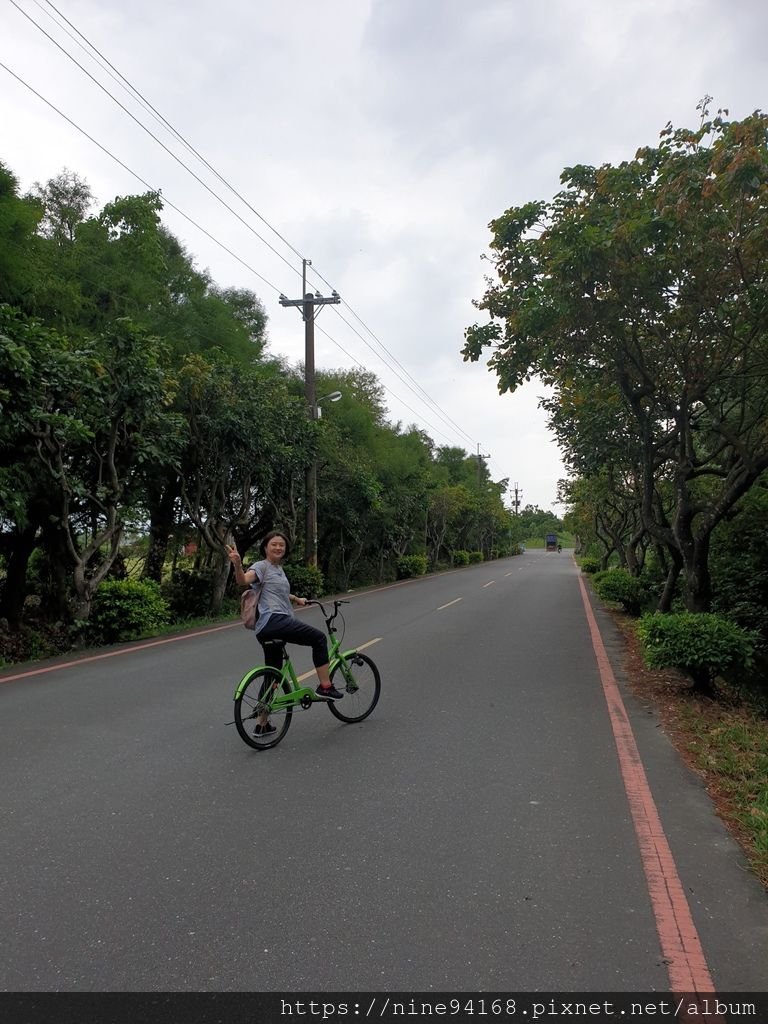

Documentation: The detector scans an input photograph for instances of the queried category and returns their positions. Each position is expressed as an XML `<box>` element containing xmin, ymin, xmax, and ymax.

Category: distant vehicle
<box><xmin>545</xmin><ymin>533</ymin><xmax>558</xmax><ymax>552</ymax></box>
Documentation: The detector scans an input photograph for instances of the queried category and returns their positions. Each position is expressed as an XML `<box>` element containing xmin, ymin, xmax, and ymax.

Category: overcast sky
<box><xmin>2</xmin><ymin>0</ymin><xmax>766</xmax><ymax>510</ymax></box>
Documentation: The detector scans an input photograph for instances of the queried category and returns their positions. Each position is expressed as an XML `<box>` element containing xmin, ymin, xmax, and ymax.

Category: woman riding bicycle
<box><xmin>227</xmin><ymin>531</ymin><xmax>343</xmax><ymax>735</ymax></box>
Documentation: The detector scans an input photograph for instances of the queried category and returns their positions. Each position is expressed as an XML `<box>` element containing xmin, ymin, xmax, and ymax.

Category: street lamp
<box><xmin>314</xmin><ymin>390</ymin><xmax>342</xmax><ymax>419</ymax></box>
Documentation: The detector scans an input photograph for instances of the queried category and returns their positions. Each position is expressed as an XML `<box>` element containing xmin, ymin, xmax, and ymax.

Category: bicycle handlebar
<box><xmin>304</xmin><ymin>598</ymin><xmax>350</xmax><ymax>620</ymax></box>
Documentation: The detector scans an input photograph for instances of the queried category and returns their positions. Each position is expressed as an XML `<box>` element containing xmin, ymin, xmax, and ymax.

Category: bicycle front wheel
<box><xmin>328</xmin><ymin>653</ymin><xmax>381</xmax><ymax>723</ymax></box>
<box><xmin>234</xmin><ymin>668</ymin><xmax>292</xmax><ymax>750</ymax></box>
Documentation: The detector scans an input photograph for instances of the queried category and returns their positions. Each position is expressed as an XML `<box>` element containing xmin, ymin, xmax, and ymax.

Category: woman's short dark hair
<box><xmin>259</xmin><ymin>530</ymin><xmax>291</xmax><ymax>558</ymax></box>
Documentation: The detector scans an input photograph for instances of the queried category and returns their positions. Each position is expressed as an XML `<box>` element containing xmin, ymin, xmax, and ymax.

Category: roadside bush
<box><xmin>592</xmin><ymin>569</ymin><xmax>645</xmax><ymax>616</ymax></box>
<box><xmin>637</xmin><ymin>612</ymin><xmax>755</xmax><ymax>691</ymax></box>
<box><xmin>396</xmin><ymin>555</ymin><xmax>428</xmax><ymax>579</ymax></box>
<box><xmin>452</xmin><ymin>550</ymin><xmax>470</xmax><ymax>567</ymax></box>
<box><xmin>468</xmin><ymin>551</ymin><xmax>484</xmax><ymax>564</ymax></box>
<box><xmin>89</xmin><ymin>579</ymin><xmax>170</xmax><ymax>644</ymax></box>
<box><xmin>580</xmin><ymin>557</ymin><xmax>601</xmax><ymax>574</ymax></box>
<box><xmin>285</xmin><ymin>562</ymin><xmax>324</xmax><ymax>598</ymax></box>
<box><xmin>161</xmin><ymin>568</ymin><xmax>217</xmax><ymax>620</ymax></box>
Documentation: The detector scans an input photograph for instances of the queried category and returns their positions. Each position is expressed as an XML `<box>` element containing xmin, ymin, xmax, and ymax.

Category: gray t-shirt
<box><xmin>247</xmin><ymin>559</ymin><xmax>293</xmax><ymax>635</ymax></box>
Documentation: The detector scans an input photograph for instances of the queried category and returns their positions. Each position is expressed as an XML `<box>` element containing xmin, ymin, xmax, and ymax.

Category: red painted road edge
<box><xmin>578</xmin><ymin>574</ymin><xmax>715</xmax><ymax>994</ymax></box>
<box><xmin>0</xmin><ymin>622</ymin><xmax>237</xmax><ymax>683</ymax></box>
<box><xmin>0</xmin><ymin>573</ymin><xmax>446</xmax><ymax>686</ymax></box>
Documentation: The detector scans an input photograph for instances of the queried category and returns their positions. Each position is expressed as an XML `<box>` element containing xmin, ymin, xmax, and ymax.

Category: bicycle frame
<box><xmin>233</xmin><ymin>613</ymin><xmax>360</xmax><ymax>706</ymax></box>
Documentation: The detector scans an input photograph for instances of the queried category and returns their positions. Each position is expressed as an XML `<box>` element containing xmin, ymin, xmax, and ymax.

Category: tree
<box><xmin>27</xmin><ymin>169</ymin><xmax>93</xmax><ymax>244</ymax></box>
<box><xmin>464</xmin><ymin>104</ymin><xmax>768</xmax><ymax>610</ymax></box>
<box><xmin>0</xmin><ymin>163</ymin><xmax>42</xmax><ymax>309</ymax></box>
<box><xmin>176</xmin><ymin>354</ymin><xmax>311</xmax><ymax>612</ymax></box>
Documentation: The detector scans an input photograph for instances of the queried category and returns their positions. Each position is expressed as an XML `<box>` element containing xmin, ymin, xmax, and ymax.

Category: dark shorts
<box><xmin>256</xmin><ymin>613</ymin><xmax>329</xmax><ymax>671</ymax></box>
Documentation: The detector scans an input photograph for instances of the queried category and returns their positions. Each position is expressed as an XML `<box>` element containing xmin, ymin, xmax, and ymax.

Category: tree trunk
<box><xmin>142</xmin><ymin>478</ymin><xmax>179</xmax><ymax>582</ymax></box>
<box><xmin>210</xmin><ymin>550</ymin><xmax>231</xmax><ymax>614</ymax></box>
<box><xmin>40</xmin><ymin>522</ymin><xmax>72</xmax><ymax>622</ymax></box>
<box><xmin>683</xmin><ymin>536</ymin><xmax>712</xmax><ymax>612</ymax></box>
<box><xmin>657</xmin><ymin>547</ymin><xmax>683</xmax><ymax>613</ymax></box>
<box><xmin>0</xmin><ymin>524</ymin><xmax>38</xmax><ymax>629</ymax></box>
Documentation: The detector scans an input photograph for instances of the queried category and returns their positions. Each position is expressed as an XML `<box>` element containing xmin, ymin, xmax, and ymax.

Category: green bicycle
<box><xmin>233</xmin><ymin>598</ymin><xmax>381</xmax><ymax>750</ymax></box>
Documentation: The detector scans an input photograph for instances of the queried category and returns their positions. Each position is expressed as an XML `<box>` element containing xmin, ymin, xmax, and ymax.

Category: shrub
<box><xmin>396</xmin><ymin>555</ymin><xmax>428</xmax><ymax>579</ymax></box>
<box><xmin>161</xmin><ymin>568</ymin><xmax>217</xmax><ymax>620</ymax></box>
<box><xmin>637</xmin><ymin>612</ymin><xmax>755</xmax><ymax>690</ymax></box>
<box><xmin>285</xmin><ymin>562</ymin><xmax>324</xmax><ymax>598</ymax></box>
<box><xmin>89</xmin><ymin>579</ymin><xmax>170</xmax><ymax>644</ymax></box>
<box><xmin>580</xmin><ymin>557</ymin><xmax>601</xmax><ymax>574</ymax></box>
<box><xmin>592</xmin><ymin>568</ymin><xmax>645</xmax><ymax>616</ymax></box>
<box><xmin>452</xmin><ymin>550</ymin><xmax>470</xmax><ymax>567</ymax></box>
<box><xmin>468</xmin><ymin>551</ymin><xmax>484</xmax><ymax>564</ymax></box>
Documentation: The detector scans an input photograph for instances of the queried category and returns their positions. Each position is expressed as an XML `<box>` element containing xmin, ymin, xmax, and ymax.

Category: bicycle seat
<box><xmin>261</xmin><ymin>638</ymin><xmax>287</xmax><ymax>662</ymax></box>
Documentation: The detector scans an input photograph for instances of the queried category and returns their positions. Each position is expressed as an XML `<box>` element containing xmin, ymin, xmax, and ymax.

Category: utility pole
<box><xmin>279</xmin><ymin>259</ymin><xmax>340</xmax><ymax>568</ymax></box>
<box><xmin>511</xmin><ymin>482</ymin><xmax>523</xmax><ymax>514</ymax></box>
<box><xmin>473</xmin><ymin>443</ymin><xmax>490</xmax><ymax>489</ymax></box>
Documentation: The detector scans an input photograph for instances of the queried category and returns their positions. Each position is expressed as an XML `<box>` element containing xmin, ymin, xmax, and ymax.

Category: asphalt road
<box><xmin>1</xmin><ymin>551</ymin><xmax>767</xmax><ymax>992</ymax></box>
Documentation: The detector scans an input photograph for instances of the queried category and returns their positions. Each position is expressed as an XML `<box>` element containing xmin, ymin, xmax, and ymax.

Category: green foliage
<box><xmin>0</xmin><ymin>163</ymin><xmax>43</xmax><ymax>309</ymax></box>
<box><xmin>468</xmin><ymin>551</ymin><xmax>484</xmax><ymax>564</ymax></box>
<box><xmin>580</xmin><ymin>557</ymin><xmax>601</xmax><ymax>574</ymax></box>
<box><xmin>517</xmin><ymin>505</ymin><xmax>564</xmax><ymax>541</ymax></box>
<box><xmin>89</xmin><ymin>579</ymin><xmax>169</xmax><ymax>643</ymax></box>
<box><xmin>710</xmin><ymin>482</ymin><xmax>768</xmax><ymax>645</ymax></box>
<box><xmin>0</xmin><ymin>158</ymin><xmax>515</xmax><ymax>656</ymax></box>
<box><xmin>452</xmin><ymin>549</ymin><xmax>470</xmax><ymax>566</ymax></box>
<box><xmin>592</xmin><ymin>568</ymin><xmax>645</xmax><ymax>615</ymax></box>
<box><xmin>637</xmin><ymin>613</ymin><xmax>755</xmax><ymax>688</ymax></box>
<box><xmin>284</xmin><ymin>562</ymin><xmax>324</xmax><ymax>599</ymax></box>
<box><xmin>161</xmin><ymin>568</ymin><xmax>217</xmax><ymax>620</ymax></box>
<box><xmin>396</xmin><ymin>554</ymin><xmax>428</xmax><ymax>579</ymax></box>
<box><xmin>465</xmin><ymin>108</ymin><xmax>768</xmax><ymax>617</ymax></box>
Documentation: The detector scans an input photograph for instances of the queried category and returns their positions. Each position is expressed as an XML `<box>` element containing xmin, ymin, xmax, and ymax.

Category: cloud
<box><xmin>2</xmin><ymin>0</ymin><xmax>766</xmax><ymax>509</ymax></box>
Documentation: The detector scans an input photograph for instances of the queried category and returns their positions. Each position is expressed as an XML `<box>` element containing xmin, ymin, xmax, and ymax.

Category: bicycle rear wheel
<box><xmin>328</xmin><ymin>653</ymin><xmax>381</xmax><ymax>723</ymax></box>
<box><xmin>234</xmin><ymin>668</ymin><xmax>292</xmax><ymax>750</ymax></box>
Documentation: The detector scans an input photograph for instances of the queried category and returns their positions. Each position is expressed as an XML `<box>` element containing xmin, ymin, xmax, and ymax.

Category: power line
<box><xmin>0</xmin><ymin>61</ymin><xmax>284</xmax><ymax>297</ymax></box>
<box><xmin>327</xmin><ymin>305</ymin><xmax>479</xmax><ymax>445</ymax></box>
<box><xmin>0</xmin><ymin>59</ymin><xmax>471</xmax><ymax>452</ymax></box>
<box><xmin>9</xmin><ymin>0</ymin><xmax>304</xmax><ymax>282</ymax></box>
<box><xmin>314</xmin><ymin>274</ymin><xmax>478</xmax><ymax>449</ymax></box>
<box><xmin>16</xmin><ymin>0</ymin><xmax>482</xmax><ymax>452</ymax></box>
<box><xmin>314</xmin><ymin>324</ymin><xmax>457</xmax><ymax>447</ymax></box>
<box><xmin>5</xmin><ymin>2</ymin><xmax>498</xmax><ymax>464</ymax></box>
<box><xmin>37</xmin><ymin>0</ymin><xmax>307</xmax><ymax>266</ymax></box>
<box><xmin>2</xmin><ymin>57</ymin><xmax>493</xmax><ymax>464</ymax></box>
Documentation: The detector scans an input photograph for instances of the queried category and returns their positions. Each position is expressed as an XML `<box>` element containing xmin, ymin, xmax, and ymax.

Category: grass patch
<box><xmin>676</xmin><ymin>701</ymin><xmax>768</xmax><ymax>884</ymax></box>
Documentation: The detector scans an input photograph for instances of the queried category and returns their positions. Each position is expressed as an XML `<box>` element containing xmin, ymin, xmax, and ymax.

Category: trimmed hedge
<box><xmin>468</xmin><ymin>551</ymin><xmax>484</xmax><ymax>564</ymax></box>
<box><xmin>637</xmin><ymin>612</ymin><xmax>755</xmax><ymax>690</ymax></box>
<box><xmin>89</xmin><ymin>579</ymin><xmax>170</xmax><ymax>643</ymax></box>
<box><xmin>284</xmin><ymin>562</ymin><xmax>324</xmax><ymax>598</ymax></box>
<box><xmin>396</xmin><ymin>555</ymin><xmax>428</xmax><ymax>579</ymax></box>
<box><xmin>452</xmin><ymin>550</ymin><xmax>470</xmax><ymax>566</ymax></box>
<box><xmin>580</xmin><ymin>557</ymin><xmax>601</xmax><ymax>574</ymax></box>
<box><xmin>592</xmin><ymin>569</ymin><xmax>645</xmax><ymax>616</ymax></box>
